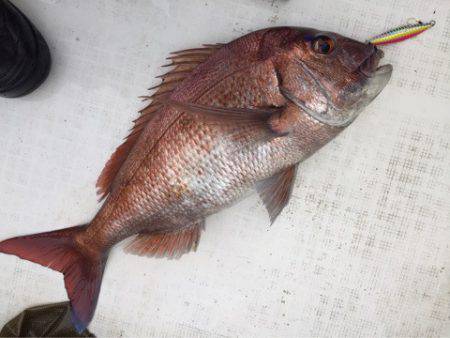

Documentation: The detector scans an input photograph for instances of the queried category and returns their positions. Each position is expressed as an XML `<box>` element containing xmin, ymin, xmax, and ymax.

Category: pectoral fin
<box><xmin>164</xmin><ymin>99</ymin><xmax>298</xmax><ymax>136</ymax></box>
<box><xmin>256</xmin><ymin>164</ymin><xmax>298</xmax><ymax>224</ymax></box>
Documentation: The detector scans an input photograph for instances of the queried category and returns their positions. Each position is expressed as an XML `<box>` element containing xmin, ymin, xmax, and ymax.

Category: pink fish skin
<box><xmin>0</xmin><ymin>27</ymin><xmax>392</xmax><ymax>331</ymax></box>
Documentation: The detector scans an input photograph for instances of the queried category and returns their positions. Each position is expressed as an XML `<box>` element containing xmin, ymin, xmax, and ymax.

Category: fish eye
<box><xmin>312</xmin><ymin>35</ymin><xmax>335</xmax><ymax>55</ymax></box>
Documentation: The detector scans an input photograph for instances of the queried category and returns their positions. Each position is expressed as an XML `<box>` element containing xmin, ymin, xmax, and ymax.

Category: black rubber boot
<box><xmin>0</xmin><ymin>0</ymin><xmax>51</xmax><ymax>98</ymax></box>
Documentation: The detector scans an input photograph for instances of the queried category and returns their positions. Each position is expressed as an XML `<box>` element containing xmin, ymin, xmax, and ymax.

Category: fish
<box><xmin>0</xmin><ymin>26</ymin><xmax>392</xmax><ymax>332</ymax></box>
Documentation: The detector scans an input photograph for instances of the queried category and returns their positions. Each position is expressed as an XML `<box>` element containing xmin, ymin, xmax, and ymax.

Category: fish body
<box><xmin>0</xmin><ymin>27</ymin><xmax>392</xmax><ymax>331</ymax></box>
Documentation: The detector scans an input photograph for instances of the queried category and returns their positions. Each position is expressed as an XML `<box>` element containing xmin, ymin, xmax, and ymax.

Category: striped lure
<box><xmin>368</xmin><ymin>19</ymin><xmax>435</xmax><ymax>46</ymax></box>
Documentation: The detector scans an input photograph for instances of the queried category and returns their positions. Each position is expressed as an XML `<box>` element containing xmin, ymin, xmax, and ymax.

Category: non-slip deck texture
<box><xmin>0</xmin><ymin>0</ymin><xmax>449</xmax><ymax>337</ymax></box>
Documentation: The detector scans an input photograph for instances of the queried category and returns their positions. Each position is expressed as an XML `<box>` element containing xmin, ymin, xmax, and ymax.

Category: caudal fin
<box><xmin>0</xmin><ymin>225</ymin><xmax>107</xmax><ymax>332</ymax></box>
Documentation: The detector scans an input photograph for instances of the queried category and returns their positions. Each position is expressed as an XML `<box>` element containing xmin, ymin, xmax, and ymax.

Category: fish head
<box><xmin>274</xmin><ymin>28</ymin><xmax>393</xmax><ymax>127</ymax></box>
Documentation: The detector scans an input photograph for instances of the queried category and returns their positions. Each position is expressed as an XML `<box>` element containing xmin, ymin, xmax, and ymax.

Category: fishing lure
<box><xmin>368</xmin><ymin>19</ymin><xmax>435</xmax><ymax>46</ymax></box>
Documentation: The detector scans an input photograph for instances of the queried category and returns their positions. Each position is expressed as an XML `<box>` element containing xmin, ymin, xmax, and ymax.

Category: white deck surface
<box><xmin>0</xmin><ymin>0</ymin><xmax>449</xmax><ymax>336</ymax></box>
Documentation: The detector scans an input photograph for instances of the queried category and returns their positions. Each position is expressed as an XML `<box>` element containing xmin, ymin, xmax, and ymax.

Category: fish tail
<box><xmin>0</xmin><ymin>224</ymin><xmax>107</xmax><ymax>333</ymax></box>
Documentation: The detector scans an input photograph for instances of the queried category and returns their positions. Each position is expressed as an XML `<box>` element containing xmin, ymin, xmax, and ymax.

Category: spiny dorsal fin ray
<box><xmin>95</xmin><ymin>44</ymin><xmax>222</xmax><ymax>200</ymax></box>
<box><xmin>124</xmin><ymin>220</ymin><xmax>205</xmax><ymax>259</ymax></box>
<box><xmin>171</xmin><ymin>43</ymin><xmax>224</xmax><ymax>55</ymax></box>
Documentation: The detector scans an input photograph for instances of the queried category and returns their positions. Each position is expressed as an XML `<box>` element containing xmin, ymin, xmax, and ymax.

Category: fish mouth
<box><xmin>303</xmin><ymin>47</ymin><xmax>392</xmax><ymax>127</ymax></box>
<box><xmin>285</xmin><ymin>46</ymin><xmax>392</xmax><ymax>128</ymax></box>
<box><xmin>331</xmin><ymin>47</ymin><xmax>392</xmax><ymax>125</ymax></box>
<box><xmin>359</xmin><ymin>47</ymin><xmax>392</xmax><ymax>78</ymax></box>
<box><xmin>357</xmin><ymin>47</ymin><xmax>393</xmax><ymax>103</ymax></box>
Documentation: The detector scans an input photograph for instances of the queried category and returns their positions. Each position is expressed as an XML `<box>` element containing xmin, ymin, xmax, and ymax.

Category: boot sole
<box><xmin>0</xmin><ymin>1</ymin><xmax>51</xmax><ymax>98</ymax></box>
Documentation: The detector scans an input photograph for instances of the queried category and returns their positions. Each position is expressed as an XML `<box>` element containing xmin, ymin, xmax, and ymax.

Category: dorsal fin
<box><xmin>96</xmin><ymin>44</ymin><xmax>223</xmax><ymax>200</ymax></box>
<box><xmin>124</xmin><ymin>220</ymin><xmax>205</xmax><ymax>259</ymax></box>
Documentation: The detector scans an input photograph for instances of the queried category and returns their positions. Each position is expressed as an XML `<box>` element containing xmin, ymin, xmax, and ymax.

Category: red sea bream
<box><xmin>0</xmin><ymin>26</ymin><xmax>392</xmax><ymax>331</ymax></box>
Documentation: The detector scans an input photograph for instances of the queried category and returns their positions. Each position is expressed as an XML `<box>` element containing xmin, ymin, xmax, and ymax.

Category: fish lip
<box><xmin>359</xmin><ymin>48</ymin><xmax>390</xmax><ymax>78</ymax></box>
<box><xmin>283</xmin><ymin>46</ymin><xmax>393</xmax><ymax>128</ymax></box>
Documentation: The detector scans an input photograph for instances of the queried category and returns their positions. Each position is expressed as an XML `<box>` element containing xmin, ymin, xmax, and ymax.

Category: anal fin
<box><xmin>256</xmin><ymin>164</ymin><xmax>298</xmax><ymax>224</ymax></box>
<box><xmin>125</xmin><ymin>220</ymin><xmax>205</xmax><ymax>259</ymax></box>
